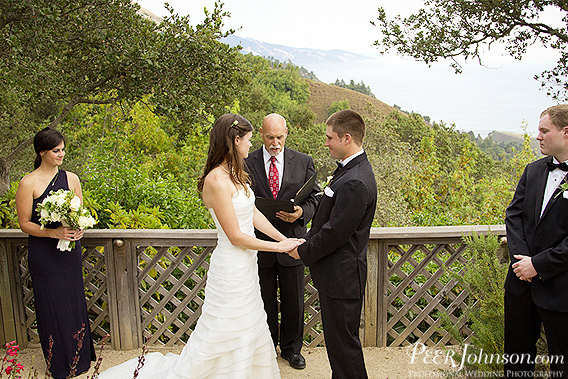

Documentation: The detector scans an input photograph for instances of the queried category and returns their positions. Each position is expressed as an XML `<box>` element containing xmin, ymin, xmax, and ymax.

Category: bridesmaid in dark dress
<box><xmin>15</xmin><ymin>127</ymin><xmax>95</xmax><ymax>378</ymax></box>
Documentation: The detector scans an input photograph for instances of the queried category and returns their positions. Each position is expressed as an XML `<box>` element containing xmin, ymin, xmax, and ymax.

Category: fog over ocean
<box><xmin>223</xmin><ymin>34</ymin><xmax>555</xmax><ymax>139</ymax></box>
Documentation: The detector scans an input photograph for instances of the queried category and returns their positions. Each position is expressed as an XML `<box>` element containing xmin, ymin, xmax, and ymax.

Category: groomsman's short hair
<box><xmin>326</xmin><ymin>109</ymin><xmax>365</xmax><ymax>146</ymax></box>
<box><xmin>542</xmin><ymin>104</ymin><xmax>568</xmax><ymax>130</ymax></box>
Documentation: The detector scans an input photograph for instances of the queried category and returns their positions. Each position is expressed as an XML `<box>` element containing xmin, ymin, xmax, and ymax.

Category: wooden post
<box><xmin>0</xmin><ymin>239</ymin><xmax>16</xmax><ymax>345</ymax></box>
<box><xmin>107</xmin><ymin>239</ymin><xmax>141</xmax><ymax>350</ymax></box>
<box><xmin>364</xmin><ymin>239</ymin><xmax>379</xmax><ymax>346</ymax></box>
<box><xmin>376</xmin><ymin>240</ymin><xmax>388</xmax><ymax>347</ymax></box>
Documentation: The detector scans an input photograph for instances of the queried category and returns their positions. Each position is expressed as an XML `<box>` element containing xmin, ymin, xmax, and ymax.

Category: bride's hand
<box><xmin>276</xmin><ymin>238</ymin><xmax>305</xmax><ymax>253</ymax></box>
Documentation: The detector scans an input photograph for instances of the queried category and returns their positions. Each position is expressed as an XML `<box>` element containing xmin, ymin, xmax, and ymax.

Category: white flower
<box><xmin>69</xmin><ymin>196</ymin><xmax>81</xmax><ymax>211</ymax></box>
<box><xmin>78</xmin><ymin>215</ymin><xmax>96</xmax><ymax>229</ymax></box>
<box><xmin>50</xmin><ymin>212</ymin><xmax>61</xmax><ymax>222</ymax></box>
<box><xmin>40</xmin><ymin>209</ymin><xmax>50</xmax><ymax>220</ymax></box>
<box><xmin>55</xmin><ymin>195</ymin><xmax>66</xmax><ymax>206</ymax></box>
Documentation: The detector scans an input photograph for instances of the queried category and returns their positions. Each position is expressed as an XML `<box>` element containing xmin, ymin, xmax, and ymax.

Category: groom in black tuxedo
<box><xmin>244</xmin><ymin>113</ymin><xmax>320</xmax><ymax>370</ymax></box>
<box><xmin>505</xmin><ymin>104</ymin><xmax>568</xmax><ymax>379</ymax></box>
<box><xmin>290</xmin><ymin>109</ymin><xmax>377</xmax><ymax>379</ymax></box>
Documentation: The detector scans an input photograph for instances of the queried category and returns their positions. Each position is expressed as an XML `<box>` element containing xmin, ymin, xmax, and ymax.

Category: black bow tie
<box><xmin>330</xmin><ymin>161</ymin><xmax>343</xmax><ymax>181</ymax></box>
<box><xmin>547</xmin><ymin>161</ymin><xmax>568</xmax><ymax>171</ymax></box>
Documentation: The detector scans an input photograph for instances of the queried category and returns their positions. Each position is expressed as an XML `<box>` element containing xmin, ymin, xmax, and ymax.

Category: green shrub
<box><xmin>441</xmin><ymin>231</ymin><xmax>507</xmax><ymax>375</ymax></box>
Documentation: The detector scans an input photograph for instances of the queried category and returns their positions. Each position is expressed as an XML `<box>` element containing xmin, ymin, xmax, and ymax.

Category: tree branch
<box><xmin>79</xmin><ymin>98</ymin><xmax>119</xmax><ymax>105</ymax></box>
<box><xmin>4</xmin><ymin>136</ymin><xmax>33</xmax><ymax>167</ymax></box>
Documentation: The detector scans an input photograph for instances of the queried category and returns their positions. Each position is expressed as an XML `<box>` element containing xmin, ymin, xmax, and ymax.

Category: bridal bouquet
<box><xmin>36</xmin><ymin>189</ymin><xmax>97</xmax><ymax>251</ymax></box>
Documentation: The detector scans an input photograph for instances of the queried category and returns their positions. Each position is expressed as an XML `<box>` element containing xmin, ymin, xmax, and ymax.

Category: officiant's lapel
<box><xmin>279</xmin><ymin>147</ymin><xmax>295</xmax><ymax>199</ymax></box>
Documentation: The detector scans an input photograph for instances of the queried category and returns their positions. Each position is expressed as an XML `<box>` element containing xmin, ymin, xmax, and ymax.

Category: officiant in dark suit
<box><xmin>244</xmin><ymin>113</ymin><xmax>320</xmax><ymax>370</ymax></box>
<box><xmin>505</xmin><ymin>104</ymin><xmax>568</xmax><ymax>379</ymax></box>
<box><xmin>289</xmin><ymin>109</ymin><xmax>377</xmax><ymax>379</ymax></box>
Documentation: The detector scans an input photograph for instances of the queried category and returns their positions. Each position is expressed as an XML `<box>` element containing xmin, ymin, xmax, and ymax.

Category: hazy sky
<box><xmin>135</xmin><ymin>0</ymin><xmax>559</xmax><ymax>136</ymax></box>
<box><xmin>135</xmin><ymin>0</ymin><xmax>416</xmax><ymax>55</ymax></box>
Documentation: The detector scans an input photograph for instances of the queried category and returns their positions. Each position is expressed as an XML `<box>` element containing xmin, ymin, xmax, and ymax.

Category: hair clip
<box><xmin>230</xmin><ymin>119</ymin><xmax>239</xmax><ymax>129</ymax></box>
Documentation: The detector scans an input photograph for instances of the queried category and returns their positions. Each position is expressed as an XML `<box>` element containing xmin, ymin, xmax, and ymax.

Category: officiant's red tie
<box><xmin>269</xmin><ymin>156</ymin><xmax>279</xmax><ymax>199</ymax></box>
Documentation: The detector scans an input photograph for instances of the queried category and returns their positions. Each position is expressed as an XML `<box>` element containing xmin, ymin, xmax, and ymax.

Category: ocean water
<box><xmin>306</xmin><ymin>57</ymin><xmax>553</xmax><ymax>138</ymax></box>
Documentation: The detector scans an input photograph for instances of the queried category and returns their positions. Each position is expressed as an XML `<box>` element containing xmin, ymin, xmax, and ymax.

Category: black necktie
<box><xmin>547</xmin><ymin>161</ymin><xmax>568</xmax><ymax>171</ymax></box>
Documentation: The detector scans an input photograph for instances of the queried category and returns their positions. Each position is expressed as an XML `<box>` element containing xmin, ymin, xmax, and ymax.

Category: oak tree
<box><xmin>0</xmin><ymin>0</ymin><xmax>245</xmax><ymax>194</ymax></box>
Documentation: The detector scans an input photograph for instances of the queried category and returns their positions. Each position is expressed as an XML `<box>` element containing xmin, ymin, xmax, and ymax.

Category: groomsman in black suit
<box><xmin>505</xmin><ymin>104</ymin><xmax>568</xmax><ymax>379</ymax></box>
<box><xmin>244</xmin><ymin>113</ymin><xmax>320</xmax><ymax>370</ymax></box>
<box><xmin>290</xmin><ymin>109</ymin><xmax>377</xmax><ymax>379</ymax></box>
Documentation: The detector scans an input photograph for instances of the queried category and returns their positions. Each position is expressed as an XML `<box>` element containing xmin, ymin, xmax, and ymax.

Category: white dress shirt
<box><xmin>340</xmin><ymin>149</ymin><xmax>365</xmax><ymax>167</ymax></box>
<box><xmin>541</xmin><ymin>158</ymin><xmax>568</xmax><ymax>217</ymax></box>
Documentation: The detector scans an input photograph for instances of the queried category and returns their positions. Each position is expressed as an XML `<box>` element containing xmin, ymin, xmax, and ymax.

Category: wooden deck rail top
<box><xmin>0</xmin><ymin>224</ymin><xmax>506</xmax><ymax>240</ymax></box>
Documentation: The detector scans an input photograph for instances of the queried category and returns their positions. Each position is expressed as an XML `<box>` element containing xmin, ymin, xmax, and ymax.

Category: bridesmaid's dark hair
<box><xmin>198</xmin><ymin>114</ymin><xmax>253</xmax><ymax>195</ymax></box>
<box><xmin>33</xmin><ymin>127</ymin><xmax>65</xmax><ymax>170</ymax></box>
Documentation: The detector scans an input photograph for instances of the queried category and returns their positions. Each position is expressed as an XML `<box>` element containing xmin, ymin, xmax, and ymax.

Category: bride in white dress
<box><xmin>99</xmin><ymin>114</ymin><xmax>304</xmax><ymax>379</ymax></box>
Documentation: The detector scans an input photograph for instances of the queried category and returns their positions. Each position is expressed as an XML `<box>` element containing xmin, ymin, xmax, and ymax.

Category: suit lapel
<box><xmin>330</xmin><ymin>152</ymin><xmax>367</xmax><ymax>185</ymax></box>
<box><xmin>539</xmin><ymin>171</ymin><xmax>568</xmax><ymax>224</ymax></box>
<box><xmin>534</xmin><ymin>158</ymin><xmax>550</xmax><ymax>225</ymax></box>
<box><xmin>279</xmin><ymin>148</ymin><xmax>294</xmax><ymax>200</ymax></box>
<box><xmin>252</xmin><ymin>149</ymin><xmax>272</xmax><ymax>197</ymax></box>
<box><xmin>537</xmin><ymin>156</ymin><xmax>568</xmax><ymax>224</ymax></box>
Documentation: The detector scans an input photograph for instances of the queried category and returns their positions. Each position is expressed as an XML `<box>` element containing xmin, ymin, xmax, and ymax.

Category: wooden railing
<box><xmin>0</xmin><ymin>225</ymin><xmax>506</xmax><ymax>350</ymax></box>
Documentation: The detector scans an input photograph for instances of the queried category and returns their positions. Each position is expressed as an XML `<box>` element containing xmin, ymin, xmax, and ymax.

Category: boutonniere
<box><xmin>321</xmin><ymin>175</ymin><xmax>333</xmax><ymax>190</ymax></box>
<box><xmin>555</xmin><ymin>181</ymin><xmax>568</xmax><ymax>199</ymax></box>
<box><xmin>315</xmin><ymin>175</ymin><xmax>334</xmax><ymax>197</ymax></box>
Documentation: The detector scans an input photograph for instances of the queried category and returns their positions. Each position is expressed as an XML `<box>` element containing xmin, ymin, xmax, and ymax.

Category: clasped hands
<box><xmin>512</xmin><ymin>254</ymin><xmax>537</xmax><ymax>282</ymax></box>
<box><xmin>54</xmin><ymin>226</ymin><xmax>84</xmax><ymax>241</ymax></box>
<box><xmin>277</xmin><ymin>237</ymin><xmax>304</xmax><ymax>260</ymax></box>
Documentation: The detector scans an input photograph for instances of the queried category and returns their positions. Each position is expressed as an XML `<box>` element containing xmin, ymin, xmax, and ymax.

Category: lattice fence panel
<box><xmin>137</xmin><ymin>245</ymin><xmax>213</xmax><ymax>347</ymax></box>
<box><xmin>13</xmin><ymin>241</ymin><xmax>112</xmax><ymax>345</ymax></box>
<box><xmin>302</xmin><ymin>271</ymin><xmax>324</xmax><ymax>347</ymax></box>
<box><xmin>385</xmin><ymin>242</ymin><xmax>473</xmax><ymax>347</ymax></box>
<box><xmin>82</xmin><ymin>244</ymin><xmax>111</xmax><ymax>342</ymax></box>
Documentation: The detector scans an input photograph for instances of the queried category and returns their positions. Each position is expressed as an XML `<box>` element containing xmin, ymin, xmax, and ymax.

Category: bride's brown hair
<box><xmin>197</xmin><ymin>114</ymin><xmax>253</xmax><ymax>195</ymax></box>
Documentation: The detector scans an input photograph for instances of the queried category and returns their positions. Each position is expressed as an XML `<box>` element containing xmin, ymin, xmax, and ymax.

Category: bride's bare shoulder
<box><xmin>202</xmin><ymin>168</ymin><xmax>232</xmax><ymax>206</ymax></box>
<box><xmin>203</xmin><ymin>167</ymin><xmax>228</xmax><ymax>188</ymax></box>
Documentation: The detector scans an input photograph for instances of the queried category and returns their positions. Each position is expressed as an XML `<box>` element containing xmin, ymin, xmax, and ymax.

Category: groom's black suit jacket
<box><xmin>298</xmin><ymin>152</ymin><xmax>377</xmax><ymax>300</ymax></box>
<box><xmin>505</xmin><ymin>155</ymin><xmax>568</xmax><ymax>312</ymax></box>
<box><xmin>245</xmin><ymin>147</ymin><xmax>320</xmax><ymax>267</ymax></box>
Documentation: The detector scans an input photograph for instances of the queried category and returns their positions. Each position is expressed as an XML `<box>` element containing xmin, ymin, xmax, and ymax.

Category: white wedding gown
<box><xmin>99</xmin><ymin>187</ymin><xmax>280</xmax><ymax>378</ymax></box>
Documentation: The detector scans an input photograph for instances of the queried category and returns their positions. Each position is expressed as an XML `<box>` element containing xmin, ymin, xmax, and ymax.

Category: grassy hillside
<box><xmin>307</xmin><ymin>80</ymin><xmax>396</xmax><ymax>123</ymax></box>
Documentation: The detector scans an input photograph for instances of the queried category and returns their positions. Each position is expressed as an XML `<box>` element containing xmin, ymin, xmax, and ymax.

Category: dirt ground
<box><xmin>14</xmin><ymin>345</ymin><xmax>457</xmax><ymax>378</ymax></box>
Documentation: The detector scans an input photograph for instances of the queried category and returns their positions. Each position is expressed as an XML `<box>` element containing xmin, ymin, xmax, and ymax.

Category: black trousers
<box><xmin>259</xmin><ymin>262</ymin><xmax>304</xmax><ymax>356</ymax></box>
<box><xmin>504</xmin><ymin>290</ymin><xmax>568</xmax><ymax>379</ymax></box>
<box><xmin>318</xmin><ymin>292</ymin><xmax>368</xmax><ymax>379</ymax></box>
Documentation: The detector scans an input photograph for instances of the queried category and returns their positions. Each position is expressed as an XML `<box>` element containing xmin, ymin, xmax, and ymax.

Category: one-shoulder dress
<box><xmin>27</xmin><ymin>170</ymin><xmax>96</xmax><ymax>378</ymax></box>
<box><xmin>99</xmin><ymin>187</ymin><xmax>280</xmax><ymax>378</ymax></box>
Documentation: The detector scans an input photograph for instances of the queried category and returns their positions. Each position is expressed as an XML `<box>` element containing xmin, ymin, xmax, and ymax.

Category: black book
<box><xmin>255</xmin><ymin>173</ymin><xmax>317</xmax><ymax>220</ymax></box>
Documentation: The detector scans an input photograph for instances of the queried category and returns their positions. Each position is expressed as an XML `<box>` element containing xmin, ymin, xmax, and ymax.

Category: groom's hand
<box><xmin>277</xmin><ymin>206</ymin><xmax>303</xmax><ymax>223</ymax></box>
<box><xmin>287</xmin><ymin>247</ymin><xmax>300</xmax><ymax>260</ymax></box>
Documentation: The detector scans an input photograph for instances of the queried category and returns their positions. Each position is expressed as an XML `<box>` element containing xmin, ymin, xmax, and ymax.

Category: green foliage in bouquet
<box><xmin>36</xmin><ymin>189</ymin><xmax>96</xmax><ymax>231</ymax></box>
